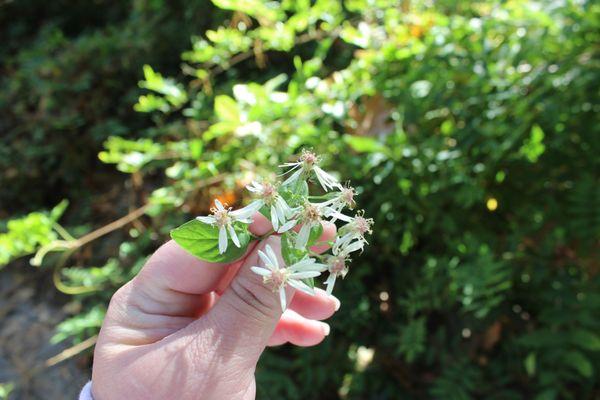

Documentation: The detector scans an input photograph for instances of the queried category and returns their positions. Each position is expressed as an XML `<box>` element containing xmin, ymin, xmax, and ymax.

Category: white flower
<box><xmin>250</xmin><ymin>244</ymin><xmax>327</xmax><ymax>311</ymax></box>
<box><xmin>280</xmin><ymin>149</ymin><xmax>341</xmax><ymax>191</ymax></box>
<box><xmin>332</xmin><ymin>211</ymin><xmax>374</xmax><ymax>255</ymax></box>
<box><xmin>246</xmin><ymin>180</ymin><xmax>297</xmax><ymax>233</ymax></box>
<box><xmin>320</xmin><ymin>185</ymin><xmax>357</xmax><ymax>213</ymax></box>
<box><xmin>196</xmin><ymin>199</ymin><xmax>259</xmax><ymax>254</ymax></box>
<box><xmin>295</xmin><ymin>202</ymin><xmax>324</xmax><ymax>249</ymax></box>
<box><xmin>324</xmin><ymin>254</ymin><xmax>350</xmax><ymax>295</ymax></box>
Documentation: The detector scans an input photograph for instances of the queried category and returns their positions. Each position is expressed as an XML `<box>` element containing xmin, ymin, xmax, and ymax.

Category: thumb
<box><xmin>206</xmin><ymin>235</ymin><xmax>293</xmax><ymax>364</ymax></box>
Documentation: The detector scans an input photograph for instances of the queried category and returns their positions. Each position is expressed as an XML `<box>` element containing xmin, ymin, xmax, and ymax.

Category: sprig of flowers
<box><xmin>171</xmin><ymin>149</ymin><xmax>373</xmax><ymax>311</ymax></box>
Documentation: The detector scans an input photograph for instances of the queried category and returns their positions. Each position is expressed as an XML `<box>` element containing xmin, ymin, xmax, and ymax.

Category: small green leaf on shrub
<box><xmin>524</xmin><ymin>353</ymin><xmax>536</xmax><ymax>376</ymax></box>
<box><xmin>214</xmin><ymin>95</ymin><xmax>240</xmax><ymax>122</ymax></box>
<box><xmin>563</xmin><ymin>351</ymin><xmax>593</xmax><ymax>378</ymax></box>
<box><xmin>344</xmin><ymin>135</ymin><xmax>388</xmax><ymax>155</ymax></box>
<box><xmin>520</xmin><ymin>124</ymin><xmax>545</xmax><ymax>162</ymax></box>
<box><xmin>570</xmin><ymin>329</ymin><xmax>600</xmax><ymax>351</ymax></box>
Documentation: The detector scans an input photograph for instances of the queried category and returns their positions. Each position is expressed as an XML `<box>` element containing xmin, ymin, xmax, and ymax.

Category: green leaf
<box><xmin>344</xmin><ymin>135</ymin><xmax>389</xmax><ymax>155</ymax></box>
<box><xmin>303</xmin><ymin>277</ymin><xmax>315</xmax><ymax>289</ymax></box>
<box><xmin>519</xmin><ymin>124</ymin><xmax>545</xmax><ymax>162</ymax></box>
<box><xmin>170</xmin><ymin>219</ymin><xmax>251</xmax><ymax>263</ymax></box>
<box><xmin>259</xmin><ymin>204</ymin><xmax>271</xmax><ymax>220</ymax></box>
<box><xmin>570</xmin><ymin>329</ymin><xmax>600</xmax><ymax>351</ymax></box>
<box><xmin>307</xmin><ymin>223</ymin><xmax>323</xmax><ymax>247</ymax></box>
<box><xmin>281</xmin><ymin>231</ymin><xmax>306</xmax><ymax>265</ymax></box>
<box><xmin>214</xmin><ymin>95</ymin><xmax>240</xmax><ymax>122</ymax></box>
<box><xmin>211</xmin><ymin>0</ymin><xmax>280</xmax><ymax>24</ymax></box>
<box><xmin>563</xmin><ymin>351</ymin><xmax>593</xmax><ymax>378</ymax></box>
<box><xmin>281</xmin><ymin>231</ymin><xmax>315</xmax><ymax>289</ymax></box>
<box><xmin>280</xmin><ymin>179</ymin><xmax>308</xmax><ymax>208</ymax></box>
<box><xmin>138</xmin><ymin>65</ymin><xmax>187</xmax><ymax>108</ymax></box>
<box><xmin>50</xmin><ymin>199</ymin><xmax>69</xmax><ymax>221</ymax></box>
<box><xmin>524</xmin><ymin>353</ymin><xmax>536</xmax><ymax>376</ymax></box>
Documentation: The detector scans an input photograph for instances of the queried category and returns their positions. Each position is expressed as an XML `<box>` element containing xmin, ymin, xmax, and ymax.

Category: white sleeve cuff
<box><xmin>79</xmin><ymin>381</ymin><xmax>94</xmax><ymax>400</ymax></box>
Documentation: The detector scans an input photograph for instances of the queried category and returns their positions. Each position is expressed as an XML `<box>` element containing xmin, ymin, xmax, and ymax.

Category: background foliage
<box><xmin>1</xmin><ymin>0</ymin><xmax>599</xmax><ymax>399</ymax></box>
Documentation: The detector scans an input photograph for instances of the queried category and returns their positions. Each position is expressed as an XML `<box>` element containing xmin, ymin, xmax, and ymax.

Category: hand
<box><xmin>91</xmin><ymin>214</ymin><xmax>339</xmax><ymax>400</ymax></box>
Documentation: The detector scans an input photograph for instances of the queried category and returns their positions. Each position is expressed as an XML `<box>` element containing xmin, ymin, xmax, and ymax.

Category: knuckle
<box><xmin>108</xmin><ymin>281</ymin><xmax>131</xmax><ymax>309</ymax></box>
<box><xmin>228</xmin><ymin>275</ymin><xmax>279</xmax><ymax>320</ymax></box>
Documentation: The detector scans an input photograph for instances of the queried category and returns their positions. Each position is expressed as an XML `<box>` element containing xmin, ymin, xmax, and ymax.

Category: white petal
<box><xmin>231</xmin><ymin>200</ymin><xmax>262</xmax><ymax>220</ymax></box>
<box><xmin>288</xmin><ymin>279</ymin><xmax>315</xmax><ymax>295</ymax></box>
<box><xmin>289</xmin><ymin>271</ymin><xmax>321</xmax><ymax>279</ymax></box>
<box><xmin>279</xmin><ymin>288</ymin><xmax>287</xmax><ymax>312</ymax></box>
<box><xmin>282</xmin><ymin>168</ymin><xmax>302</xmax><ymax>186</ymax></box>
<box><xmin>258</xmin><ymin>249</ymin><xmax>274</xmax><ymax>270</ymax></box>
<box><xmin>293</xmin><ymin>262</ymin><xmax>328</xmax><ymax>272</ymax></box>
<box><xmin>290</xmin><ymin>257</ymin><xmax>317</xmax><ymax>270</ymax></box>
<box><xmin>277</xmin><ymin>219</ymin><xmax>297</xmax><ymax>233</ymax></box>
<box><xmin>196</xmin><ymin>216</ymin><xmax>215</xmax><ymax>224</ymax></box>
<box><xmin>218</xmin><ymin>226</ymin><xmax>228</xmax><ymax>254</ymax></box>
<box><xmin>246</xmin><ymin>181</ymin><xmax>262</xmax><ymax>193</ymax></box>
<box><xmin>276</xmin><ymin>196</ymin><xmax>292</xmax><ymax>216</ymax></box>
<box><xmin>296</xmin><ymin>223</ymin><xmax>311</xmax><ymax>249</ymax></box>
<box><xmin>319</xmin><ymin>197</ymin><xmax>337</xmax><ymax>207</ymax></box>
<box><xmin>325</xmin><ymin>274</ymin><xmax>337</xmax><ymax>295</ymax></box>
<box><xmin>327</xmin><ymin>209</ymin><xmax>353</xmax><ymax>223</ymax></box>
<box><xmin>314</xmin><ymin>166</ymin><xmax>340</xmax><ymax>191</ymax></box>
<box><xmin>274</xmin><ymin>202</ymin><xmax>286</xmax><ymax>224</ymax></box>
<box><xmin>228</xmin><ymin>224</ymin><xmax>241</xmax><ymax>247</ymax></box>
<box><xmin>333</xmin><ymin>233</ymin><xmax>352</xmax><ymax>253</ymax></box>
<box><xmin>250</xmin><ymin>266</ymin><xmax>271</xmax><ymax>276</ymax></box>
<box><xmin>270</xmin><ymin>205</ymin><xmax>279</xmax><ymax>231</ymax></box>
<box><xmin>345</xmin><ymin>240</ymin><xmax>365</xmax><ymax>254</ymax></box>
<box><xmin>279</xmin><ymin>162</ymin><xmax>301</xmax><ymax>169</ymax></box>
<box><xmin>265</xmin><ymin>245</ymin><xmax>280</xmax><ymax>269</ymax></box>
<box><xmin>214</xmin><ymin>199</ymin><xmax>225</xmax><ymax>210</ymax></box>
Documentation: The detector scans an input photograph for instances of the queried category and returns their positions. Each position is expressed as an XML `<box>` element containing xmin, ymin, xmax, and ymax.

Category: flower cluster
<box><xmin>186</xmin><ymin>150</ymin><xmax>373</xmax><ymax>311</ymax></box>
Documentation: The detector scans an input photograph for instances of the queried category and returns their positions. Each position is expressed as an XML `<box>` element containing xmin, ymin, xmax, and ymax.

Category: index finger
<box><xmin>141</xmin><ymin>212</ymin><xmax>270</xmax><ymax>296</ymax></box>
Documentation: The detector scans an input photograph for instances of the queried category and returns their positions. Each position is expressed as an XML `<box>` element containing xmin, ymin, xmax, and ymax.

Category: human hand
<box><xmin>90</xmin><ymin>214</ymin><xmax>339</xmax><ymax>400</ymax></box>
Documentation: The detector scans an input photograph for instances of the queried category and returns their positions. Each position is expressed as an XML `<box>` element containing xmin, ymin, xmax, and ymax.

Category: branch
<box><xmin>45</xmin><ymin>335</ymin><xmax>98</xmax><ymax>368</ymax></box>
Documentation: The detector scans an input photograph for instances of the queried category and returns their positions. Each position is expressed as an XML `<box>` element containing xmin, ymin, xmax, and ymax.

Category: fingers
<box><xmin>140</xmin><ymin>240</ymin><xmax>229</xmax><ymax>296</ymax></box>
<box><xmin>310</xmin><ymin>221</ymin><xmax>336</xmax><ymax>254</ymax></box>
<box><xmin>288</xmin><ymin>288</ymin><xmax>339</xmax><ymax>320</ymax></box>
<box><xmin>127</xmin><ymin>212</ymin><xmax>271</xmax><ymax>318</ymax></box>
<box><xmin>214</xmin><ymin>212</ymin><xmax>270</xmax><ymax>294</ymax></box>
<box><xmin>204</xmin><ymin>236</ymin><xmax>293</xmax><ymax>363</ymax></box>
<box><xmin>268</xmin><ymin>309</ymin><xmax>330</xmax><ymax>347</ymax></box>
<box><xmin>267</xmin><ymin>289</ymin><xmax>338</xmax><ymax>347</ymax></box>
<box><xmin>249</xmin><ymin>212</ymin><xmax>272</xmax><ymax>236</ymax></box>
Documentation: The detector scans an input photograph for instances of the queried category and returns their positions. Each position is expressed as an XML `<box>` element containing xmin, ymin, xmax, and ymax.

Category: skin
<box><xmin>91</xmin><ymin>213</ymin><xmax>340</xmax><ymax>399</ymax></box>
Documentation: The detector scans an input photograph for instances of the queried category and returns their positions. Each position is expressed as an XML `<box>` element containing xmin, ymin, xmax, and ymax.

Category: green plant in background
<box><xmin>0</xmin><ymin>0</ymin><xmax>217</xmax><ymax>214</ymax></box>
<box><xmin>0</xmin><ymin>200</ymin><xmax>68</xmax><ymax>266</ymax></box>
<box><xmin>0</xmin><ymin>382</ymin><xmax>14</xmax><ymax>400</ymax></box>
<box><xmin>1</xmin><ymin>0</ymin><xmax>598</xmax><ymax>399</ymax></box>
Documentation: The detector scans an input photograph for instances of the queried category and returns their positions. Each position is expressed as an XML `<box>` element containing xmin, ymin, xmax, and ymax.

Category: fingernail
<box><xmin>331</xmin><ymin>295</ymin><xmax>341</xmax><ymax>311</ymax></box>
<box><xmin>321</xmin><ymin>322</ymin><xmax>331</xmax><ymax>336</ymax></box>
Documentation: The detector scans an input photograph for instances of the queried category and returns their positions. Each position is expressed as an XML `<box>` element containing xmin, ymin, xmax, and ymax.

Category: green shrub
<box><xmin>0</xmin><ymin>0</ymin><xmax>217</xmax><ymax>213</ymax></box>
<box><xmin>2</xmin><ymin>0</ymin><xmax>599</xmax><ymax>399</ymax></box>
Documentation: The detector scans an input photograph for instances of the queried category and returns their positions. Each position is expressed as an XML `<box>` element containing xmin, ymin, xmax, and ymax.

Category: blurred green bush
<box><xmin>0</xmin><ymin>0</ymin><xmax>218</xmax><ymax>213</ymax></box>
<box><xmin>1</xmin><ymin>0</ymin><xmax>599</xmax><ymax>399</ymax></box>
